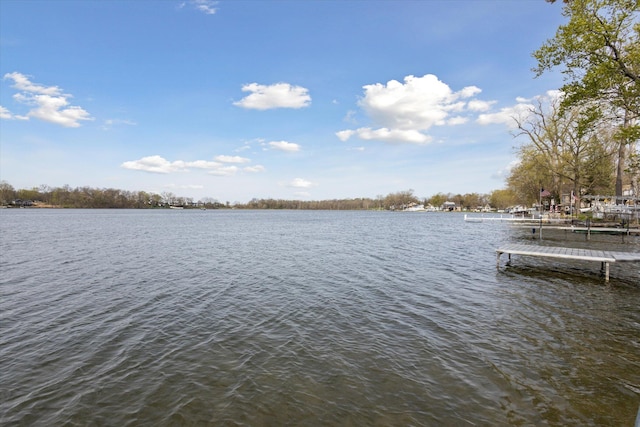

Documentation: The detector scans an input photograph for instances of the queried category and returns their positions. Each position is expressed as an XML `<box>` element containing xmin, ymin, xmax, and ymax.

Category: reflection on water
<box><xmin>1</xmin><ymin>210</ymin><xmax>638</xmax><ymax>425</ymax></box>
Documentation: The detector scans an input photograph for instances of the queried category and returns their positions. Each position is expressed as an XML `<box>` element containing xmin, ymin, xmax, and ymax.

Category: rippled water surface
<box><xmin>1</xmin><ymin>209</ymin><xmax>639</xmax><ymax>426</ymax></box>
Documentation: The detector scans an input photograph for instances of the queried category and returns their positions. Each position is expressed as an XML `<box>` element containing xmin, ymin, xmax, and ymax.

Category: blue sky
<box><xmin>0</xmin><ymin>0</ymin><xmax>566</xmax><ymax>203</ymax></box>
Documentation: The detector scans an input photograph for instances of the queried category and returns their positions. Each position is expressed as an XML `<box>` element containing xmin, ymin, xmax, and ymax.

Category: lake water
<box><xmin>1</xmin><ymin>209</ymin><xmax>639</xmax><ymax>426</ymax></box>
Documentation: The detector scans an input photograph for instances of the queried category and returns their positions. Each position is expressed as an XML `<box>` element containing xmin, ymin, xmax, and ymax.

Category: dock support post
<box><xmin>600</xmin><ymin>261</ymin><xmax>610</xmax><ymax>282</ymax></box>
<box><xmin>496</xmin><ymin>252</ymin><xmax>501</xmax><ymax>269</ymax></box>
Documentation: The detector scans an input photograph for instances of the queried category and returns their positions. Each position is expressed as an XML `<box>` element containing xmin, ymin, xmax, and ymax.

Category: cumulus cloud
<box><xmin>288</xmin><ymin>178</ymin><xmax>314</xmax><ymax>188</ymax></box>
<box><xmin>215</xmin><ymin>155</ymin><xmax>250</xmax><ymax>163</ymax></box>
<box><xmin>337</xmin><ymin>74</ymin><xmax>490</xmax><ymax>144</ymax></box>
<box><xmin>121</xmin><ymin>154</ymin><xmax>264</xmax><ymax>177</ymax></box>
<box><xmin>340</xmin><ymin>127</ymin><xmax>432</xmax><ymax>145</ymax></box>
<box><xmin>121</xmin><ymin>156</ymin><xmax>184</xmax><ymax>174</ymax></box>
<box><xmin>3</xmin><ymin>72</ymin><xmax>93</xmax><ymax>127</ymax></box>
<box><xmin>467</xmin><ymin>99</ymin><xmax>495</xmax><ymax>112</ymax></box>
<box><xmin>4</xmin><ymin>71</ymin><xmax>61</xmax><ymax>95</ymax></box>
<box><xmin>234</xmin><ymin>82</ymin><xmax>311</xmax><ymax>110</ymax></box>
<box><xmin>268</xmin><ymin>140</ymin><xmax>300</xmax><ymax>152</ymax></box>
<box><xmin>121</xmin><ymin>155</ymin><xmax>222</xmax><ymax>174</ymax></box>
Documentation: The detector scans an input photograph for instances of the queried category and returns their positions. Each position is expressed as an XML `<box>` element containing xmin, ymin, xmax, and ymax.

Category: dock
<box><xmin>496</xmin><ymin>243</ymin><xmax>640</xmax><ymax>282</ymax></box>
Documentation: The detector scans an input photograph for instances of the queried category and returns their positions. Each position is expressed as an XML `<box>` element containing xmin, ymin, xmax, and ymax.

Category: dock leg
<box><xmin>496</xmin><ymin>252</ymin><xmax>501</xmax><ymax>269</ymax></box>
<box><xmin>605</xmin><ymin>262</ymin><xmax>610</xmax><ymax>282</ymax></box>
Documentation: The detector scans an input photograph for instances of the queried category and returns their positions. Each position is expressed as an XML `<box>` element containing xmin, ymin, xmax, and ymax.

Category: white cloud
<box><xmin>268</xmin><ymin>140</ymin><xmax>300</xmax><ymax>152</ymax></box>
<box><xmin>359</xmin><ymin>74</ymin><xmax>482</xmax><ymax>130</ymax></box>
<box><xmin>336</xmin><ymin>130</ymin><xmax>355</xmax><ymax>142</ymax></box>
<box><xmin>234</xmin><ymin>82</ymin><xmax>311</xmax><ymax>110</ymax></box>
<box><xmin>4</xmin><ymin>71</ymin><xmax>61</xmax><ymax>95</ymax></box>
<box><xmin>215</xmin><ymin>155</ymin><xmax>250</xmax><ymax>163</ymax></box>
<box><xmin>467</xmin><ymin>99</ymin><xmax>495</xmax><ymax>112</ymax></box>
<box><xmin>165</xmin><ymin>183</ymin><xmax>205</xmax><ymax>190</ymax></box>
<box><xmin>3</xmin><ymin>72</ymin><xmax>93</xmax><ymax>127</ymax></box>
<box><xmin>492</xmin><ymin>159</ymin><xmax>521</xmax><ymax>180</ymax></box>
<box><xmin>182</xmin><ymin>0</ymin><xmax>217</xmax><ymax>14</ymax></box>
<box><xmin>122</xmin><ymin>154</ymin><xmax>264</xmax><ymax>177</ymax></box>
<box><xmin>459</xmin><ymin>86</ymin><xmax>482</xmax><ymax>98</ymax></box>
<box><xmin>340</xmin><ymin>74</ymin><xmax>491</xmax><ymax>144</ymax></box>
<box><xmin>476</xmin><ymin>91</ymin><xmax>563</xmax><ymax>129</ymax></box>
<box><xmin>121</xmin><ymin>155</ymin><xmax>224</xmax><ymax>174</ymax></box>
<box><xmin>337</xmin><ymin>127</ymin><xmax>432</xmax><ymax>145</ymax></box>
<box><xmin>26</xmin><ymin>94</ymin><xmax>93</xmax><ymax>128</ymax></box>
<box><xmin>0</xmin><ymin>105</ymin><xmax>28</xmax><ymax>121</ymax></box>
<box><xmin>101</xmin><ymin>118</ymin><xmax>136</xmax><ymax>130</ymax></box>
<box><xmin>0</xmin><ymin>106</ymin><xmax>11</xmax><ymax>120</ymax></box>
<box><xmin>343</xmin><ymin>110</ymin><xmax>357</xmax><ymax>123</ymax></box>
<box><xmin>208</xmin><ymin>166</ymin><xmax>238</xmax><ymax>176</ymax></box>
<box><xmin>545</xmin><ymin>89</ymin><xmax>564</xmax><ymax>102</ymax></box>
<box><xmin>121</xmin><ymin>155</ymin><xmax>185</xmax><ymax>174</ymax></box>
<box><xmin>244</xmin><ymin>165</ymin><xmax>266</xmax><ymax>173</ymax></box>
<box><xmin>182</xmin><ymin>160</ymin><xmax>223</xmax><ymax>169</ymax></box>
<box><xmin>476</xmin><ymin>102</ymin><xmax>533</xmax><ymax>128</ymax></box>
<box><xmin>446</xmin><ymin>116</ymin><xmax>468</xmax><ymax>125</ymax></box>
<box><xmin>288</xmin><ymin>178</ymin><xmax>314</xmax><ymax>188</ymax></box>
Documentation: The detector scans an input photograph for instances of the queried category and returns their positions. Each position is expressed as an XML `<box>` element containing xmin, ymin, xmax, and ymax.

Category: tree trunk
<box><xmin>615</xmin><ymin>112</ymin><xmax>630</xmax><ymax>202</ymax></box>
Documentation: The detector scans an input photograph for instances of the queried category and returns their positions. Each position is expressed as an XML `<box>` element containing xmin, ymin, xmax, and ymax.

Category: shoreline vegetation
<box><xmin>2</xmin><ymin>182</ymin><xmax>638</xmax><ymax>228</ymax></box>
<box><xmin>0</xmin><ymin>182</ymin><xmax>504</xmax><ymax>212</ymax></box>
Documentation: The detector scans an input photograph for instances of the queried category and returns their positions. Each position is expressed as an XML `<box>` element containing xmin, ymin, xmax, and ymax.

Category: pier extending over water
<box><xmin>496</xmin><ymin>243</ymin><xmax>640</xmax><ymax>282</ymax></box>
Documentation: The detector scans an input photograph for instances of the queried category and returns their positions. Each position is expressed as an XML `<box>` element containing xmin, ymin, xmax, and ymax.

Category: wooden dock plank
<box><xmin>495</xmin><ymin>244</ymin><xmax>640</xmax><ymax>282</ymax></box>
<box><xmin>611</xmin><ymin>252</ymin><xmax>640</xmax><ymax>262</ymax></box>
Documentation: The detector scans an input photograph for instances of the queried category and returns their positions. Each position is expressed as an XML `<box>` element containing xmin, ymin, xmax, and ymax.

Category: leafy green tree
<box><xmin>507</xmin><ymin>147</ymin><xmax>552</xmax><ymax>206</ymax></box>
<box><xmin>489</xmin><ymin>189</ymin><xmax>518</xmax><ymax>210</ymax></box>
<box><xmin>426</xmin><ymin>192</ymin><xmax>448</xmax><ymax>209</ymax></box>
<box><xmin>513</xmin><ymin>94</ymin><xmax>616</xmax><ymax>203</ymax></box>
<box><xmin>17</xmin><ymin>187</ymin><xmax>41</xmax><ymax>202</ymax></box>
<box><xmin>0</xmin><ymin>181</ymin><xmax>16</xmax><ymax>204</ymax></box>
<box><xmin>534</xmin><ymin>0</ymin><xmax>640</xmax><ymax>196</ymax></box>
<box><xmin>383</xmin><ymin>189</ymin><xmax>418</xmax><ymax>210</ymax></box>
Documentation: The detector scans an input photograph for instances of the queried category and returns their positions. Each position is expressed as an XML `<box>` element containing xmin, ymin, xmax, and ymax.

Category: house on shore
<box><xmin>442</xmin><ymin>201</ymin><xmax>456</xmax><ymax>211</ymax></box>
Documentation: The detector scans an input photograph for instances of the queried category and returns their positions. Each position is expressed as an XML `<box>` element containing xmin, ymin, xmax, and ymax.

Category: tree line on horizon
<box><xmin>0</xmin><ymin>181</ymin><xmax>518</xmax><ymax>211</ymax></box>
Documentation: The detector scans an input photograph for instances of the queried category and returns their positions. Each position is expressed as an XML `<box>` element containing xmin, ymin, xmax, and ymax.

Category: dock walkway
<box><xmin>496</xmin><ymin>243</ymin><xmax>640</xmax><ymax>282</ymax></box>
